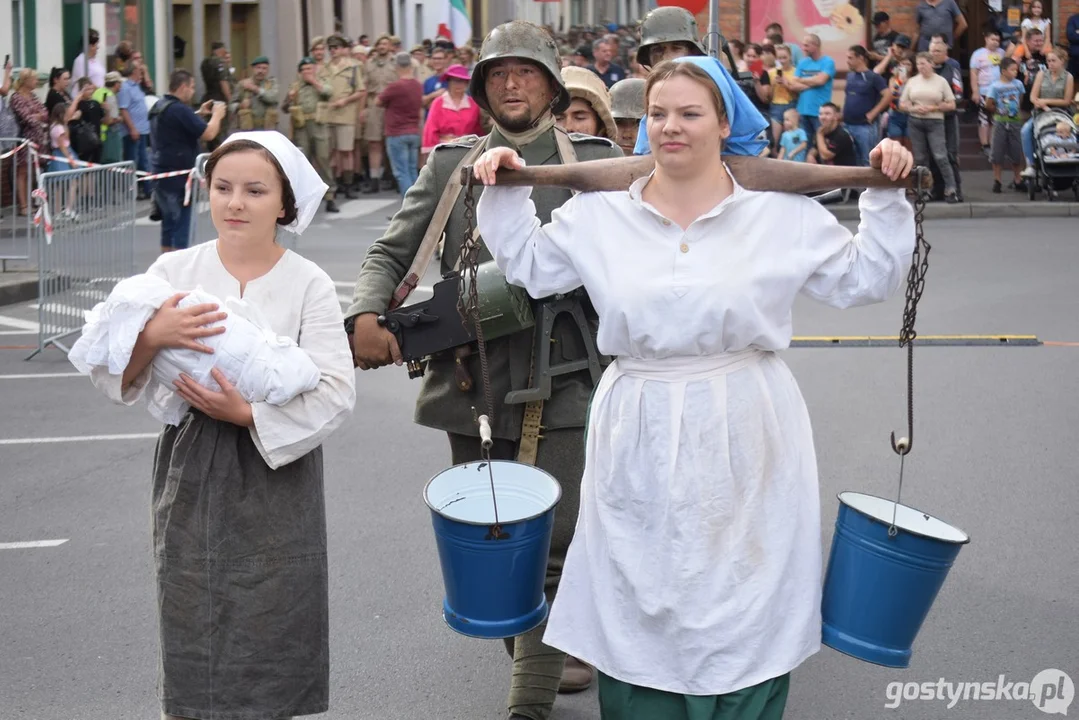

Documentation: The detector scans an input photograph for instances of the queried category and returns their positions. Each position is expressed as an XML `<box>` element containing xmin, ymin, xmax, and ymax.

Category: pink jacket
<box><xmin>422</xmin><ymin>93</ymin><xmax>484</xmax><ymax>153</ymax></box>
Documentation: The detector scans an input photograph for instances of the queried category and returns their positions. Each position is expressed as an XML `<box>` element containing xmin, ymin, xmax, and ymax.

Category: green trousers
<box><xmin>448</xmin><ymin>427</ymin><xmax>585</xmax><ymax>720</ymax></box>
<box><xmin>292</xmin><ymin>123</ymin><xmax>335</xmax><ymax>200</ymax></box>
<box><xmin>598</xmin><ymin>673</ymin><xmax>791</xmax><ymax>720</ymax></box>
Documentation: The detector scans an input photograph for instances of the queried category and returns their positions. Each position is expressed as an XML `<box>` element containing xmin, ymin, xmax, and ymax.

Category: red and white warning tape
<box><xmin>31</xmin><ymin>188</ymin><xmax>53</xmax><ymax>244</ymax></box>
<box><xmin>0</xmin><ymin>139</ymin><xmax>33</xmax><ymax>160</ymax></box>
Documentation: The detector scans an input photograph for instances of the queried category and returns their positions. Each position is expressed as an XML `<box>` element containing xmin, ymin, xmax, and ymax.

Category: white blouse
<box><xmin>476</xmin><ymin>173</ymin><xmax>915</xmax><ymax>694</ymax></box>
<box><xmin>477</xmin><ymin>176</ymin><xmax>914</xmax><ymax>358</ymax></box>
<box><xmin>91</xmin><ymin>242</ymin><xmax>356</xmax><ymax>469</ymax></box>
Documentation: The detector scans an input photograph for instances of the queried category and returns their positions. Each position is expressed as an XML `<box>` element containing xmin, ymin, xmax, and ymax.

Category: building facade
<box><xmin>4</xmin><ymin>0</ymin><xmax>1073</xmax><ymax>102</ymax></box>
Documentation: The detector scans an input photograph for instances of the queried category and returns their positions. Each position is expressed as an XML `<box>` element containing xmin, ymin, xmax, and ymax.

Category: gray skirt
<box><xmin>152</xmin><ymin>411</ymin><xmax>329</xmax><ymax>720</ymax></box>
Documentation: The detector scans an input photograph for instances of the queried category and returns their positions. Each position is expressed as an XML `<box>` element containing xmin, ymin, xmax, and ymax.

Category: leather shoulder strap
<box><xmin>554</xmin><ymin>127</ymin><xmax>580</xmax><ymax>166</ymax></box>
<box><xmin>517</xmin><ymin>129</ymin><xmax>581</xmax><ymax>466</ymax></box>
<box><xmin>388</xmin><ymin>136</ymin><xmax>489</xmax><ymax>310</ymax></box>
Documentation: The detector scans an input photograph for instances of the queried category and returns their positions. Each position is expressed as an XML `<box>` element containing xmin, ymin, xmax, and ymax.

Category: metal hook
<box><xmin>891</xmin><ymin>433</ymin><xmax>911</xmax><ymax>455</ymax></box>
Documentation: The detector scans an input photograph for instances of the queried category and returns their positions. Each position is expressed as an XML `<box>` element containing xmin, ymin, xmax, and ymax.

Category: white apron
<box><xmin>543</xmin><ymin>351</ymin><xmax>823</xmax><ymax>696</ymax></box>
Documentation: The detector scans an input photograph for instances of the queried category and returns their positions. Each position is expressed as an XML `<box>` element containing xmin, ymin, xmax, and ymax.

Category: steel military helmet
<box><xmin>609</xmin><ymin>77</ymin><xmax>646</xmax><ymax>120</ymax></box>
<box><xmin>469</xmin><ymin>21</ymin><xmax>571</xmax><ymax>116</ymax></box>
<box><xmin>635</xmin><ymin>7</ymin><xmax>707</xmax><ymax>66</ymax></box>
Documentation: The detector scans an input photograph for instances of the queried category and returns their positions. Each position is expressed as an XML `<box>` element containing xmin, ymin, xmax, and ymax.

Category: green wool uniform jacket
<box><xmin>346</xmin><ymin>126</ymin><xmax>623</xmax><ymax>441</ymax></box>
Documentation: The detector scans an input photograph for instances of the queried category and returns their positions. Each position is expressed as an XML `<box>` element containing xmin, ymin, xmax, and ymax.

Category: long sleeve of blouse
<box><xmin>476</xmin><ymin>177</ymin><xmax>914</xmax><ymax>358</ymax></box>
<box><xmin>89</xmin><ymin>244</ymin><xmax>356</xmax><ymax>468</ymax></box>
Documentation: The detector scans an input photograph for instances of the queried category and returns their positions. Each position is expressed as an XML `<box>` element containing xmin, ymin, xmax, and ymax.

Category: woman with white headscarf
<box><xmin>86</xmin><ymin>131</ymin><xmax>356</xmax><ymax>720</ymax></box>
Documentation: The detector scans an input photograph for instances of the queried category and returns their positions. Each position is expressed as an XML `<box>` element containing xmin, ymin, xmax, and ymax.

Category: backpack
<box><xmin>69</xmin><ymin>115</ymin><xmax>103</xmax><ymax>158</ymax></box>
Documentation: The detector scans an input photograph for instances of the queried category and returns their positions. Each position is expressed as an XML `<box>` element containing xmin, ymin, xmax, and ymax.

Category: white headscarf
<box><xmin>220</xmin><ymin>130</ymin><xmax>328</xmax><ymax>235</ymax></box>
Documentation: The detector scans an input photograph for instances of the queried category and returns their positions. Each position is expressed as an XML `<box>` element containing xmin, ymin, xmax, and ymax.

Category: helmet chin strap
<box><xmin>493</xmin><ymin>91</ymin><xmax>559</xmax><ymax>139</ymax></box>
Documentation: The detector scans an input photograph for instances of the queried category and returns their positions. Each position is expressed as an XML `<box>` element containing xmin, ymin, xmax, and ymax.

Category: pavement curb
<box><xmin>0</xmin><ymin>277</ymin><xmax>38</xmax><ymax>306</ymax></box>
<box><xmin>830</xmin><ymin>201</ymin><xmax>1079</xmax><ymax>220</ymax></box>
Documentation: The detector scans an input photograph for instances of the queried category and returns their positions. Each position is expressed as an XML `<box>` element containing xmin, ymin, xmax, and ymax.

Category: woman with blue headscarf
<box><xmin>472</xmin><ymin>56</ymin><xmax>915</xmax><ymax>720</ymax></box>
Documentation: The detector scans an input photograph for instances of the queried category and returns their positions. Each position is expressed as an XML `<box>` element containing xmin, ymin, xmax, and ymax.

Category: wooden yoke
<box><xmin>458</xmin><ymin>154</ymin><xmax>932</xmax><ymax>195</ymax></box>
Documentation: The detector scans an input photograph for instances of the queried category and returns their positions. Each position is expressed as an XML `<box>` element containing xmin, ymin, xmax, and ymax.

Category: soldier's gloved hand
<box><xmin>473</xmin><ymin>147</ymin><xmax>525</xmax><ymax>185</ymax></box>
<box><xmin>351</xmin><ymin>313</ymin><xmax>403</xmax><ymax>370</ymax></box>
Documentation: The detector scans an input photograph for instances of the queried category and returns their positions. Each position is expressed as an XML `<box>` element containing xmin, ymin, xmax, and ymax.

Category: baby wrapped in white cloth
<box><xmin>69</xmin><ymin>273</ymin><xmax>322</xmax><ymax>425</ymax></box>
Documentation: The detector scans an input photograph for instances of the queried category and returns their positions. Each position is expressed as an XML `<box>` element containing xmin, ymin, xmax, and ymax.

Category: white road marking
<box><xmin>29</xmin><ymin>302</ymin><xmax>87</xmax><ymax>319</ymax></box>
<box><xmin>0</xmin><ymin>539</ymin><xmax>69</xmax><ymax>550</ymax></box>
<box><xmin>0</xmin><ymin>313</ymin><xmax>39</xmax><ymax>331</ymax></box>
<box><xmin>0</xmin><ymin>329</ymin><xmax>36</xmax><ymax>335</ymax></box>
<box><xmin>0</xmin><ymin>433</ymin><xmax>158</xmax><ymax>446</ymax></box>
<box><xmin>0</xmin><ymin>372</ymin><xmax>81</xmax><ymax>379</ymax></box>
<box><xmin>333</xmin><ymin>283</ymin><xmax>432</xmax><ymax>307</ymax></box>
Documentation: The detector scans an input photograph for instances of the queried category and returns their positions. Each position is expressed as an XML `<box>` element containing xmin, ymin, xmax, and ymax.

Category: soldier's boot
<box><xmin>343</xmin><ymin>172</ymin><xmax>358</xmax><ymax>199</ymax></box>
<box><xmin>325</xmin><ymin>198</ymin><xmax>340</xmax><ymax>213</ymax></box>
<box><xmin>362</xmin><ymin>177</ymin><xmax>380</xmax><ymax>194</ymax></box>
<box><xmin>380</xmin><ymin>176</ymin><xmax>396</xmax><ymax>192</ymax></box>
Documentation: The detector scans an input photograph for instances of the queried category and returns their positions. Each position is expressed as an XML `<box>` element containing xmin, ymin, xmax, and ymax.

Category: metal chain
<box><xmin>460</xmin><ymin>180</ymin><xmax>495</xmax><ymax>424</ymax></box>
<box><xmin>888</xmin><ymin>167</ymin><xmax>931</xmax><ymax>535</ymax></box>
<box><xmin>890</xmin><ymin>167</ymin><xmax>931</xmax><ymax>457</ymax></box>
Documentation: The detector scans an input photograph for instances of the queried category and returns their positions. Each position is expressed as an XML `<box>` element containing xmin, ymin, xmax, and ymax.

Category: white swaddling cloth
<box><xmin>69</xmin><ymin>273</ymin><xmax>322</xmax><ymax>425</ymax></box>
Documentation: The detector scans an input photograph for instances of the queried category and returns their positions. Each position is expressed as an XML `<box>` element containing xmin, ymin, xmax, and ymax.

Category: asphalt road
<box><xmin>0</xmin><ymin>204</ymin><xmax>1077</xmax><ymax>720</ymax></box>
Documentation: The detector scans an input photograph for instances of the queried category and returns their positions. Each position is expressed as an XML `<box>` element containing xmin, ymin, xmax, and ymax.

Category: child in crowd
<box><xmin>47</xmin><ymin>102</ymin><xmax>80</xmax><ymax>219</ymax></box>
<box><xmin>986</xmin><ymin>57</ymin><xmax>1027</xmax><ymax>192</ymax></box>
<box><xmin>778</xmin><ymin>107</ymin><xmax>808</xmax><ymax>161</ymax></box>
<box><xmin>1044</xmin><ymin>121</ymin><xmax>1078</xmax><ymax>158</ymax></box>
<box><xmin>969</xmin><ymin>29</ymin><xmax>1004</xmax><ymax>154</ymax></box>
<box><xmin>769</xmin><ymin>44</ymin><xmax>798</xmax><ymax>151</ymax></box>
<box><xmin>886</xmin><ymin>56</ymin><xmax>913</xmax><ymax>146</ymax></box>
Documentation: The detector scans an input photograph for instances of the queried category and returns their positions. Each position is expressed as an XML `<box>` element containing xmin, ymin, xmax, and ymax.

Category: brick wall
<box><xmin>872</xmin><ymin>0</ymin><xmax>921</xmax><ymax>40</ymax></box>
<box><xmin>690</xmin><ymin>1</ymin><xmax>745</xmax><ymax>48</ymax></box>
<box><xmin>1057</xmin><ymin>0</ymin><xmax>1078</xmax><ymax>44</ymax></box>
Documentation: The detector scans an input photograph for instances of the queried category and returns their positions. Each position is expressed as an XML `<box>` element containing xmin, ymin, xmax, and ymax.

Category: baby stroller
<box><xmin>1027</xmin><ymin>110</ymin><xmax>1079</xmax><ymax>202</ymax></box>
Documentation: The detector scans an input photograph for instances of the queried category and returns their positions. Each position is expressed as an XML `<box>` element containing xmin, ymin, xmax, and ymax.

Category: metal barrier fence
<box><xmin>27</xmin><ymin>161</ymin><xmax>137</xmax><ymax>359</ymax></box>
<box><xmin>0</xmin><ymin>138</ymin><xmax>36</xmax><ymax>271</ymax></box>
<box><xmin>186</xmin><ymin>151</ymin><xmax>298</xmax><ymax>251</ymax></box>
<box><xmin>187</xmin><ymin>153</ymin><xmax>214</xmax><ymax>248</ymax></box>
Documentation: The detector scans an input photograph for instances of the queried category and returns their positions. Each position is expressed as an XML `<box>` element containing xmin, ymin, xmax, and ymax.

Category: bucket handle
<box><xmin>888</xmin><ymin>437</ymin><xmax>910</xmax><ymax>538</ymax></box>
<box><xmin>478</xmin><ymin>415</ymin><xmax>509</xmax><ymax>540</ymax></box>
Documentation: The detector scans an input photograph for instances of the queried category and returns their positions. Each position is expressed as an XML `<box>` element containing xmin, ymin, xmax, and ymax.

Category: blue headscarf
<box><xmin>632</xmin><ymin>55</ymin><xmax>769</xmax><ymax>158</ymax></box>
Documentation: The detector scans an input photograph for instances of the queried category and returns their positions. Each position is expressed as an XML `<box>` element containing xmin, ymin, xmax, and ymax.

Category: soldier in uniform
<box><xmin>362</xmin><ymin>34</ymin><xmax>398</xmax><ymax>193</ymax></box>
<box><xmin>635</xmin><ymin>6</ymin><xmax>708</xmax><ymax>69</ymax></box>
<box><xmin>235</xmin><ymin>56</ymin><xmax>279</xmax><ymax>131</ymax></box>
<box><xmin>556</xmin><ymin>65</ymin><xmax>618</xmax><ymax>140</ymax></box>
<box><xmin>608</xmin><ymin>77</ymin><xmax>645</xmax><ymax>155</ymax></box>
<box><xmin>285</xmin><ymin>56</ymin><xmax>338</xmax><ymax>213</ymax></box>
<box><xmin>200</xmin><ymin>41</ymin><xmax>232</xmax><ymax>150</ymax></box>
<box><xmin>324</xmin><ymin>34</ymin><xmax>366</xmax><ymax>201</ymax></box>
<box><xmin>309</xmin><ymin>36</ymin><xmax>328</xmax><ymax>68</ymax></box>
<box><xmin>346</xmin><ymin>21</ymin><xmax>622</xmax><ymax>720</ymax></box>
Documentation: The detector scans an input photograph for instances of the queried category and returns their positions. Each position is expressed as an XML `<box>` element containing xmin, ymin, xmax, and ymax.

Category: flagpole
<box><xmin>707</xmin><ymin>0</ymin><xmax>719</xmax><ymax>58</ymax></box>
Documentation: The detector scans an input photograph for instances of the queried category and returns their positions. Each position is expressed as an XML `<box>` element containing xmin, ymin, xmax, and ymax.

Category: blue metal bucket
<box><xmin>821</xmin><ymin>491</ymin><xmax>970</xmax><ymax>668</ymax></box>
<box><xmin>424</xmin><ymin>460</ymin><xmax>562</xmax><ymax>639</ymax></box>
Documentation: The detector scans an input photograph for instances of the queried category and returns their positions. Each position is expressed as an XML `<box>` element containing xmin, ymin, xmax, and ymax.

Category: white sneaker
<box><xmin>1021</xmin><ymin>167</ymin><xmax>1035</xmax><ymax>178</ymax></box>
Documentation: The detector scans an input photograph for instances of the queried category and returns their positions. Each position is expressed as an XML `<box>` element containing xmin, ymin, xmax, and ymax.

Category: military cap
<box><xmin>251</xmin><ymin>56</ymin><xmax>270</xmax><ymax>66</ymax></box>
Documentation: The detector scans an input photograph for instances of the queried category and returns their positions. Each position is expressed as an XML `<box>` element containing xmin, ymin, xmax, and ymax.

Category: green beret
<box><xmin>298</xmin><ymin>56</ymin><xmax>315</xmax><ymax>71</ymax></box>
<box><xmin>251</xmin><ymin>56</ymin><xmax>270</xmax><ymax>66</ymax></box>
